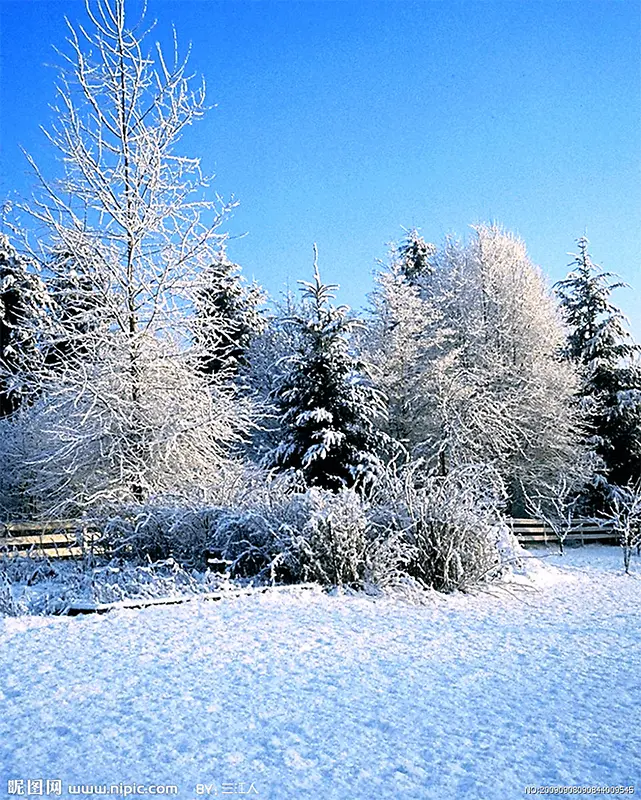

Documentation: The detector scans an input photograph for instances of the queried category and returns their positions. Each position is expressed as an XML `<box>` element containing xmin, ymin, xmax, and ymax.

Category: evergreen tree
<box><xmin>555</xmin><ymin>237</ymin><xmax>641</xmax><ymax>498</ymax></box>
<box><xmin>0</xmin><ymin>235</ymin><xmax>47</xmax><ymax>417</ymax></box>
<box><xmin>270</xmin><ymin>247</ymin><xmax>383</xmax><ymax>492</ymax></box>
<box><xmin>193</xmin><ymin>252</ymin><xmax>265</xmax><ymax>380</ymax></box>
<box><xmin>397</xmin><ymin>228</ymin><xmax>435</xmax><ymax>284</ymax></box>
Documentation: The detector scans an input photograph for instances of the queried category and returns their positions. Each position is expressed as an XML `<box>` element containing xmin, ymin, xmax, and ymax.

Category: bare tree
<box><xmin>7</xmin><ymin>0</ymin><xmax>254</xmax><ymax>514</ymax></box>
<box><xmin>603</xmin><ymin>483</ymin><xmax>641</xmax><ymax>574</ymax></box>
<box><xmin>525</xmin><ymin>474</ymin><xmax>581</xmax><ymax>555</ymax></box>
<box><xmin>364</xmin><ymin>224</ymin><xmax>591</xmax><ymax>506</ymax></box>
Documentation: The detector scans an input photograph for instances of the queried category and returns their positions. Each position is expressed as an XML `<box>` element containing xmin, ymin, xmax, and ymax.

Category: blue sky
<box><xmin>1</xmin><ymin>0</ymin><xmax>639</xmax><ymax>339</ymax></box>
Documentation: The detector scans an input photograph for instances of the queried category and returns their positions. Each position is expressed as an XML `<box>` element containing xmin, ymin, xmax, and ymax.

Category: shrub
<box><xmin>368</xmin><ymin>462</ymin><xmax>509</xmax><ymax>592</ymax></box>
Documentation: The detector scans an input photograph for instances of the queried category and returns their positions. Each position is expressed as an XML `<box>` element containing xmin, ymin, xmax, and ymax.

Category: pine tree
<box><xmin>0</xmin><ymin>235</ymin><xmax>47</xmax><ymax>417</ymax></box>
<box><xmin>555</xmin><ymin>237</ymin><xmax>641</xmax><ymax>498</ymax></box>
<box><xmin>270</xmin><ymin>247</ymin><xmax>383</xmax><ymax>492</ymax></box>
<box><xmin>193</xmin><ymin>251</ymin><xmax>265</xmax><ymax>381</ymax></box>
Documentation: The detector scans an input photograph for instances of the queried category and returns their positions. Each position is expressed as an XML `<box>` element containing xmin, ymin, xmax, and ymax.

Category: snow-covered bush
<box><xmin>280</xmin><ymin>488</ymin><xmax>369</xmax><ymax>588</ymax></box>
<box><xmin>204</xmin><ymin>485</ymin><xmax>369</xmax><ymax>588</ymax></box>
<box><xmin>100</xmin><ymin>506</ymin><xmax>224</xmax><ymax>568</ymax></box>
<box><xmin>369</xmin><ymin>462</ymin><xmax>510</xmax><ymax>592</ymax></box>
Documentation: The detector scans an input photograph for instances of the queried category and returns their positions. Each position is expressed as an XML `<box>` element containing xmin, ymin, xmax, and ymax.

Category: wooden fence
<box><xmin>0</xmin><ymin>519</ymin><xmax>102</xmax><ymax>560</ymax></box>
<box><xmin>0</xmin><ymin>517</ymin><xmax>621</xmax><ymax>561</ymax></box>
<box><xmin>509</xmin><ymin>518</ymin><xmax>618</xmax><ymax>545</ymax></box>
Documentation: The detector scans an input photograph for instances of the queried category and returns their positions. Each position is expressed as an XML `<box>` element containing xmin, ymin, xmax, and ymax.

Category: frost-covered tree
<box><xmin>603</xmin><ymin>482</ymin><xmax>641</xmax><ymax>574</ymax></box>
<box><xmin>0</xmin><ymin>235</ymin><xmax>48</xmax><ymax>417</ymax></box>
<box><xmin>365</xmin><ymin>224</ymin><xmax>588</xmax><ymax>511</ymax></box>
<box><xmin>193</xmin><ymin>251</ymin><xmax>265</xmax><ymax>381</ymax></box>
<box><xmin>363</xmin><ymin>247</ymin><xmax>445</xmax><ymax>454</ymax></box>
<box><xmin>43</xmin><ymin>248</ymin><xmax>105</xmax><ymax>370</ymax></box>
<box><xmin>270</xmin><ymin>247</ymin><xmax>383</xmax><ymax>492</ymax></box>
<box><xmin>555</xmin><ymin>238</ymin><xmax>641</xmax><ymax>500</ymax></box>
<box><xmin>6</xmin><ymin>0</ymin><xmax>254</xmax><ymax>514</ymax></box>
<box><xmin>397</xmin><ymin>228</ymin><xmax>436</xmax><ymax>283</ymax></box>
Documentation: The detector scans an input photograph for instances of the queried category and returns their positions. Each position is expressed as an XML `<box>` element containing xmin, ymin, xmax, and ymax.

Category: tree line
<box><xmin>0</xmin><ymin>0</ymin><xmax>639</xmax><ymax>584</ymax></box>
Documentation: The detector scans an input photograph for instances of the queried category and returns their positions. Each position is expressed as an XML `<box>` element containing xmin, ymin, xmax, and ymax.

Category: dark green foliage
<box><xmin>397</xmin><ymin>228</ymin><xmax>435</xmax><ymax>283</ymax></box>
<box><xmin>193</xmin><ymin>253</ymin><xmax>264</xmax><ymax>380</ymax></box>
<box><xmin>270</xmin><ymin>250</ymin><xmax>383</xmax><ymax>492</ymax></box>
<box><xmin>0</xmin><ymin>235</ymin><xmax>46</xmax><ymax>416</ymax></box>
<box><xmin>555</xmin><ymin>237</ymin><xmax>641</xmax><ymax>502</ymax></box>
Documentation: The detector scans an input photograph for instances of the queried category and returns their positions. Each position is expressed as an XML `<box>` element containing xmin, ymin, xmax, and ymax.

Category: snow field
<box><xmin>1</xmin><ymin>546</ymin><xmax>640</xmax><ymax>799</ymax></box>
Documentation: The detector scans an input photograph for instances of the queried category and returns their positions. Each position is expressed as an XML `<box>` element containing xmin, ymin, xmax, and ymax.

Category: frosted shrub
<box><xmin>101</xmin><ymin>506</ymin><xmax>223</xmax><ymax>567</ymax></box>
<box><xmin>208</xmin><ymin>485</ymin><xmax>368</xmax><ymax>588</ymax></box>
<box><xmin>211</xmin><ymin>507</ymin><xmax>286</xmax><ymax>579</ymax></box>
<box><xmin>370</xmin><ymin>462</ymin><xmax>508</xmax><ymax>593</ymax></box>
<box><xmin>284</xmin><ymin>488</ymin><xmax>368</xmax><ymax>588</ymax></box>
<box><xmin>0</xmin><ymin>571</ymin><xmax>19</xmax><ymax>616</ymax></box>
<box><xmin>0</xmin><ymin>556</ymin><xmax>225</xmax><ymax>616</ymax></box>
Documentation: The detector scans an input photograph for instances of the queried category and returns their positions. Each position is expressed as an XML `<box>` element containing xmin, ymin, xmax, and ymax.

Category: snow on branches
<box><xmin>4</xmin><ymin>0</ymin><xmax>257</xmax><ymax>514</ymax></box>
<box><xmin>269</xmin><ymin>246</ymin><xmax>384</xmax><ymax>493</ymax></box>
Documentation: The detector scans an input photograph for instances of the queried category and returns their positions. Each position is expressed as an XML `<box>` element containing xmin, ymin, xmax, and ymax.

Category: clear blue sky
<box><xmin>1</xmin><ymin>0</ymin><xmax>640</xmax><ymax>339</ymax></box>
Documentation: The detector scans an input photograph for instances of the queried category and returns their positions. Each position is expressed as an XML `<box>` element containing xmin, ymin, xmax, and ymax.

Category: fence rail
<box><xmin>0</xmin><ymin>519</ymin><xmax>102</xmax><ymax>560</ymax></box>
<box><xmin>0</xmin><ymin>517</ymin><xmax>622</xmax><ymax>561</ymax></box>
<box><xmin>510</xmin><ymin>518</ymin><xmax>618</xmax><ymax>545</ymax></box>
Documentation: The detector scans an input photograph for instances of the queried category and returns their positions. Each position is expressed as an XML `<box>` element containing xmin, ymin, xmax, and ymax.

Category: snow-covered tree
<box><xmin>525</xmin><ymin>474</ymin><xmax>581</xmax><ymax>555</ymax></box>
<box><xmin>7</xmin><ymin>0</ymin><xmax>254</xmax><ymax>514</ymax></box>
<box><xmin>397</xmin><ymin>228</ymin><xmax>436</xmax><ymax>283</ymax></box>
<box><xmin>436</xmin><ymin>226</ymin><xmax>586</xmax><ymax>492</ymax></box>
<box><xmin>602</xmin><ymin>482</ymin><xmax>641</xmax><ymax>574</ymax></box>
<box><xmin>555</xmin><ymin>237</ymin><xmax>641</xmax><ymax>501</ymax></box>
<box><xmin>365</xmin><ymin>224</ymin><xmax>588</xmax><ymax>511</ymax></box>
<box><xmin>269</xmin><ymin>247</ymin><xmax>383</xmax><ymax>492</ymax></box>
<box><xmin>363</xmin><ymin>246</ymin><xmax>445</xmax><ymax>455</ymax></box>
<box><xmin>43</xmin><ymin>248</ymin><xmax>105</xmax><ymax>370</ymax></box>
<box><xmin>0</xmin><ymin>235</ymin><xmax>48</xmax><ymax>417</ymax></box>
<box><xmin>193</xmin><ymin>250</ymin><xmax>265</xmax><ymax>381</ymax></box>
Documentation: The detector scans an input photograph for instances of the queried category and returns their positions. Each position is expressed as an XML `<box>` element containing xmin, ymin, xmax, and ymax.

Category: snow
<box><xmin>1</xmin><ymin>546</ymin><xmax>640</xmax><ymax>799</ymax></box>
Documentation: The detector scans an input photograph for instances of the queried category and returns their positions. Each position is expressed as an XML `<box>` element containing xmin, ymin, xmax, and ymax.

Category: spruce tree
<box><xmin>0</xmin><ymin>235</ymin><xmax>47</xmax><ymax>417</ymax></box>
<box><xmin>270</xmin><ymin>247</ymin><xmax>383</xmax><ymax>492</ymax></box>
<box><xmin>555</xmin><ymin>237</ymin><xmax>641</xmax><ymax>500</ymax></box>
<box><xmin>193</xmin><ymin>252</ymin><xmax>264</xmax><ymax>380</ymax></box>
<box><xmin>397</xmin><ymin>228</ymin><xmax>435</xmax><ymax>284</ymax></box>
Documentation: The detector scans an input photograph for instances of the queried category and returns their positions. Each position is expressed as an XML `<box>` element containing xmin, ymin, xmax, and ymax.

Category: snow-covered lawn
<box><xmin>1</xmin><ymin>546</ymin><xmax>640</xmax><ymax>799</ymax></box>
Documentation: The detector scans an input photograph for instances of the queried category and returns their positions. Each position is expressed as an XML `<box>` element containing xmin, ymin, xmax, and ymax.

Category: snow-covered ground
<box><xmin>1</xmin><ymin>545</ymin><xmax>639</xmax><ymax>799</ymax></box>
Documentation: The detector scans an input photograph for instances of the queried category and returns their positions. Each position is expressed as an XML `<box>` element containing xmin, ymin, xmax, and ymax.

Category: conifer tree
<box><xmin>0</xmin><ymin>235</ymin><xmax>47</xmax><ymax>417</ymax></box>
<box><xmin>555</xmin><ymin>237</ymin><xmax>641</xmax><ymax>498</ymax></box>
<box><xmin>270</xmin><ymin>247</ymin><xmax>383</xmax><ymax>492</ymax></box>
<box><xmin>193</xmin><ymin>251</ymin><xmax>265</xmax><ymax>381</ymax></box>
<box><xmin>397</xmin><ymin>228</ymin><xmax>435</xmax><ymax>284</ymax></box>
